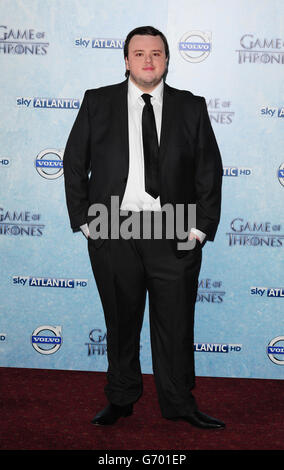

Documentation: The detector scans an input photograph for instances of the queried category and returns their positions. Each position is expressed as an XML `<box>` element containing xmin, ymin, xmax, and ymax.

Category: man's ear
<box><xmin>125</xmin><ymin>57</ymin><xmax>130</xmax><ymax>71</ymax></box>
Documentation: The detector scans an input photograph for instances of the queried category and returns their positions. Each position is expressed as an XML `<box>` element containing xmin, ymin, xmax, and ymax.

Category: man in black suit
<box><xmin>63</xmin><ymin>26</ymin><xmax>224</xmax><ymax>429</ymax></box>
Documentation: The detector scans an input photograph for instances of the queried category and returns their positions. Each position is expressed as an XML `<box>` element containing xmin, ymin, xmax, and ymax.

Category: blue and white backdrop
<box><xmin>1</xmin><ymin>0</ymin><xmax>283</xmax><ymax>380</ymax></box>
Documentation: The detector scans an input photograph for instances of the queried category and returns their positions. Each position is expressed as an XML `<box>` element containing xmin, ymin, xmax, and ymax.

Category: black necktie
<box><xmin>141</xmin><ymin>93</ymin><xmax>159</xmax><ymax>199</ymax></box>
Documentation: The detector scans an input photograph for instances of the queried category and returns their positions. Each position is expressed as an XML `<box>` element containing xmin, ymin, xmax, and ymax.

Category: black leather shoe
<box><xmin>168</xmin><ymin>410</ymin><xmax>225</xmax><ymax>429</ymax></box>
<box><xmin>91</xmin><ymin>403</ymin><xmax>133</xmax><ymax>426</ymax></box>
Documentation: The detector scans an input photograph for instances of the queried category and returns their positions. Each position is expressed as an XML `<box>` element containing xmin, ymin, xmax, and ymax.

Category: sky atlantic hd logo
<box><xmin>223</xmin><ymin>167</ymin><xmax>252</xmax><ymax>177</ymax></box>
<box><xmin>226</xmin><ymin>218</ymin><xmax>284</xmax><ymax>247</ymax></box>
<box><xmin>0</xmin><ymin>25</ymin><xmax>49</xmax><ymax>55</ymax></box>
<box><xmin>236</xmin><ymin>34</ymin><xmax>284</xmax><ymax>64</ymax></box>
<box><xmin>0</xmin><ymin>208</ymin><xmax>44</xmax><ymax>236</ymax></box>
<box><xmin>35</xmin><ymin>149</ymin><xmax>64</xmax><ymax>180</ymax></box>
<box><xmin>13</xmin><ymin>276</ymin><xmax>88</xmax><ymax>288</ymax></box>
<box><xmin>260</xmin><ymin>106</ymin><xmax>284</xmax><ymax>118</ymax></box>
<box><xmin>207</xmin><ymin>98</ymin><xmax>235</xmax><ymax>125</ymax></box>
<box><xmin>0</xmin><ymin>157</ymin><xmax>11</xmax><ymax>168</ymax></box>
<box><xmin>178</xmin><ymin>31</ymin><xmax>211</xmax><ymax>63</ymax></box>
<box><xmin>250</xmin><ymin>287</ymin><xmax>284</xmax><ymax>297</ymax></box>
<box><xmin>74</xmin><ymin>37</ymin><xmax>124</xmax><ymax>49</ymax></box>
<box><xmin>194</xmin><ymin>343</ymin><xmax>242</xmax><ymax>353</ymax></box>
<box><xmin>16</xmin><ymin>97</ymin><xmax>80</xmax><ymax>109</ymax></box>
<box><xmin>197</xmin><ymin>278</ymin><xmax>225</xmax><ymax>304</ymax></box>
<box><xmin>0</xmin><ymin>333</ymin><xmax>6</xmax><ymax>343</ymax></box>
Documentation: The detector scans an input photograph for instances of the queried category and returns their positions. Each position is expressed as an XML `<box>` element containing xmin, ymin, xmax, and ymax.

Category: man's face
<box><xmin>125</xmin><ymin>34</ymin><xmax>168</xmax><ymax>92</ymax></box>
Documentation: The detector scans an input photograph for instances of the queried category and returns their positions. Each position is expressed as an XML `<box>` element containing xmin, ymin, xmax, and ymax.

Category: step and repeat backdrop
<box><xmin>1</xmin><ymin>0</ymin><xmax>283</xmax><ymax>380</ymax></box>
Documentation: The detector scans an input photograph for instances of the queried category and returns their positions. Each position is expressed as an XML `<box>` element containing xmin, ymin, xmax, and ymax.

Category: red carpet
<box><xmin>1</xmin><ymin>367</ymin><xmax>284</xmax><ymax>452</ymax></box>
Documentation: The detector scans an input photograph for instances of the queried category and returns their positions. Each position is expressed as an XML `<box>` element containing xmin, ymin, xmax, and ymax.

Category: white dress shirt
<box><xmin>120</xmin><ymin>77</ymin><xmax>163</xmax><ymax>212</ymax></box>
<box><xmin>80</xmin><ymin>78</ymin><xmax>206</xmax><ymax>243</ymax></box>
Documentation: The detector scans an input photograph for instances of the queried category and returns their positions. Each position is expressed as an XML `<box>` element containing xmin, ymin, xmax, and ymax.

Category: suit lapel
<box><xmin>115</xmin><ymin>79</ymin><xmax>129</xmax><ymax>174</ymax></box>
<box><xmin>159</xmin><ymin>83</ymin><xmax>175</xmax><ymax>161</ymax></box>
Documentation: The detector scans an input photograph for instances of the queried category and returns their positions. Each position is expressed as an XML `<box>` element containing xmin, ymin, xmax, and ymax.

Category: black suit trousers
<box><xmin>87</xmin><ymin>214</ymin><xmax>202</xmax><ymax>418</ymax></box>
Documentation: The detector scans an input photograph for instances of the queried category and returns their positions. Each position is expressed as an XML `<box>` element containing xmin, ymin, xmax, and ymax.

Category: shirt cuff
<box><xmin>190</xmin><ymin>228</ymin><xmax>206</xmax><ymax>243</ymax></box>
<box><xmin>80</xmin><ymin>223</ymin><xmax>89</xmax><ymax>238</ymax></box>
<box><xmin>80</xmin><ymin>224</ymin><xmax>206</xmax><ymax>242</ymax></box>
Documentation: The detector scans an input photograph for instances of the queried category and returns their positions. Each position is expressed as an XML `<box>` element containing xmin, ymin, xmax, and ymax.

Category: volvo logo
<box><xmin>31</xmin><ymin>325</ymin><xmax>62</xmax><ymax>355</ymax></box>
<box><xmin>179</xmin><ymin>31</ymin><xmax>211</xmax><ymax>63</ymax></box>
<box><xmin>35</xmin><ymin>148</ymin><xmax>64</xmax><ymax>179</ymax></box>
<box><xmin>278</xmin><ymin>162</ymin><xmax>284</xmax><ymax>187</ymax></box>
<box><xmin>267</xmin><ymin>336</ymin><xmax>284</xmax><ymax>365</ymax></box>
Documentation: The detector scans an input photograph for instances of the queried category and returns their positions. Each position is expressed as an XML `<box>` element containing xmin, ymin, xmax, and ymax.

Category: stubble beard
<box><xmin>129</xmin><ymin>70</ymin><xmax>165</xmax><ymax>91</ymax></box>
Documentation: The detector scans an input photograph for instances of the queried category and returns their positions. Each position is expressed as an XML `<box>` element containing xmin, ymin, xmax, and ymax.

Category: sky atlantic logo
<box><xmin>260</xmin><ymin>106</ymin><xmax>284</xmax><ymax>118</ymax></box>
<box><xmin>13</xmin><ymin>276</ymin><xmax>88</xmax><ymax>288</ymax></box>
<box><xmin>0</xmin><ymin>25</ymin><xmax>49</xmax><ymax>55</ymax></box>
<box><xmin>178</xmin><ymin>31</ymin><xmax>211</xmax><ymax>63</ymax></box>
<box><xmin>0</xmin><ymin>157</ymin><xmax>11</xmax><ymax>167</ymax></box>
<box><xmin>0</xmin><ymin>333</ymin><xmax>6</xmax><ymax>342</ymax></box>
<box><xmin>223</xmin><ymin>167</ymin><xmax>252</xmax><ymax>177</ymax></box>
<box><xmin>16</xmin><ymin>97</ymin><xmax>81</xmax><ymax>109</ymax></box>
<box><xmin>250</xmin><ymin>287</ymin><xmax>284</xmax><ymax>297</ymax></box>
<box><xmin>226</xmin><ymin>218</ymin><xmax>284</xmax><ymax>247</ymax></box>
<box><xmin>236</xmin><ymin>34</ymin><xmax>284</xmax><ymax>64</ymax></box>
<box><xmin>194</xmin><ymin>343</ymin><xmax>242</xmax><ymax>353</ymax></box>
<box><xmin>74</xmin><ymin>37</ymin><xmax>124</xmax><ymax>49</ymax></box>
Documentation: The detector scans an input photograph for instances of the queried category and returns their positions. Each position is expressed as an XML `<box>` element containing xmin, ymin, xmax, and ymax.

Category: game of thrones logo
<box><xmin>0</xmin><ymin>207</ymin><xmax>45</xmax><ymax>236</ymax></box>
<box><xmin>0</xmin><ymin>25</ymin><xmax>49</xmax><ymax>55</ymax></box>
<box><xmin>85</xmin><ymin>329</ymin><xmax>107</xmax><ymax>356</ymax></box>
<box><xmin>227</xmin><ymin>218</ymin><xmax>284</xmax><ymax>247</ymax></box>
<box><xmin>197</xmin><ymin>278</ymin><xmax>225</xmax><ymax>303</ymax></box>
<box><xmin>236</xmin><ymin>34</ymin><xmax>284</xmax><ymax>64</ymax></box>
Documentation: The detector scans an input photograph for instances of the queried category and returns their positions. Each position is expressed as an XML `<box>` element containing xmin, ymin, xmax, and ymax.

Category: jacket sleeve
<box><xmin>63</xmin><ymin>90</ymin><xmax>91</xmax><ymax>231</ymax></box>
<box><xmin>194</xmin><ymin>97</ymin><xmax>223</xmax><ymax>241</ymax></box>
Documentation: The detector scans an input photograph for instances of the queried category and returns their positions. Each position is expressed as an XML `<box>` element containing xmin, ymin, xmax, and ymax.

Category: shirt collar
<box><xmin>128</xmin><ymin>78</ymin><xmax>164</xmax><ymax>106</ymax></box>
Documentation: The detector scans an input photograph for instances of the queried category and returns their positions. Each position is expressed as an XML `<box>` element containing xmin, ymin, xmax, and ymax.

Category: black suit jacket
<box><xmin>63</xmin><ymin>79</ymin><xmax>222</xmax><ymax>252</ymax></box>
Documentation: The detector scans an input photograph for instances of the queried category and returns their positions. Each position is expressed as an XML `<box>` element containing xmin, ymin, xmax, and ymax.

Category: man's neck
<box><xmin>129</xmin><ymin>75</ymin><xmax>163</xmax><ymax>94</ymax></box>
